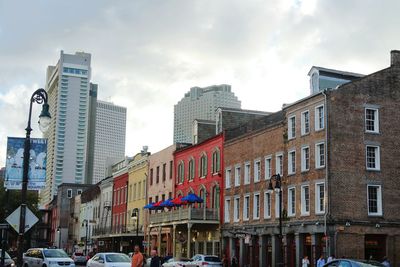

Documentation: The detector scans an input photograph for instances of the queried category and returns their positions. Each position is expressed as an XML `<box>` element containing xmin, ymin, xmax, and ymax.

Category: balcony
<box><xmin>148</xmin><ymin>208</ymin><xmax>219</xmax><ymax>226</ymax></box>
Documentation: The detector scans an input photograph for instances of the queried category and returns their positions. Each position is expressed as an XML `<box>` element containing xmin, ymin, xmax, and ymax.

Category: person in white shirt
<box><xmin>302</xmin><ymin>255</ymin><xmax>310</xmax><ymax>267</ymax></box>
<box><xmin>327</xmin><ymin>254</ymin><xmax>335</xmax><ymax>263</ymax></box>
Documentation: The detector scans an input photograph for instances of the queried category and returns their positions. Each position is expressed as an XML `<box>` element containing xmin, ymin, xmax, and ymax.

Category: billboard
<box><xmin>5</xmin><ymin>137</ymin><xmax>47</xmax><ymax>190</ymax></box>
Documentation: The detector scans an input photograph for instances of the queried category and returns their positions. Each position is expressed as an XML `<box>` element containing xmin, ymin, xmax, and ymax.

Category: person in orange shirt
<box><xmin>131</xmin><ymin>245</ymin><xmax>144</xmax><ymax>267</ymax></box>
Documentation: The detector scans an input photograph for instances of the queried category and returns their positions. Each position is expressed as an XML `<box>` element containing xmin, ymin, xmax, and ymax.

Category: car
<box><xmin>324</xmin><ymin>259</ymin><xmax>385</xmax><ymax>267</ymax></box>
<box><xmin>0</xmin><ymin>249</ymin><xmax>16</xmax><ymax>267</ymax></box>
<box><xmin>191</xmin><ymin>255</ymin><xmax>222</xmax><ymax>267</ymax></box>
<box><xmin>72</xmin><ymin>252</ymin><xmax>88</xmax><ymax>265</ymax></box>
<box><xmin>162</xmin><ymin>257</ymin><xmax>196</xmax><ymax>267</ymax></box>
<box><xmin>86</xmin><ymin>253</ymin><xmax>131</xmax><ymax>267</ymax></box>
<box><xmin>23</xmin><ymin>248</ymin><xmax>75</xmax><ymax>267</ymax></box>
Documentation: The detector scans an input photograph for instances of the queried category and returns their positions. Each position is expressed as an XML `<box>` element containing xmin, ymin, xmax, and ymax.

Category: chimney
<box><xmin>390</xmin><ymin>50</ymin><xmax>400</xmax><ymax>66</ymax></box>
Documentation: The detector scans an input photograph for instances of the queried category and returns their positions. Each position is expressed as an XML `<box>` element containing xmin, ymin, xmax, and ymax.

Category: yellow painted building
<box><xmin>127</xmin><ymin>149</ymin><xmax>150</xmax><ymax>244</ymax></box>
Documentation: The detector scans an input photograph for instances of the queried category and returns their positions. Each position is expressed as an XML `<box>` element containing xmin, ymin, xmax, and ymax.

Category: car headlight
<box><xmin>11</xmin><ymin>263</ymin><xmax>16</xmax><ymax>267</ymax></box>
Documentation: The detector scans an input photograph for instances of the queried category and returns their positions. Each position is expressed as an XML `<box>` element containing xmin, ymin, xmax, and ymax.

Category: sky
<box><xmin>0</xmin><ymin>0</ymin><xmax>399</xmax><ymax>167</ymax></box>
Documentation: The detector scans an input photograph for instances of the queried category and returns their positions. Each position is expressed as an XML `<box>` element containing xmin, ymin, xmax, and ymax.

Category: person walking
<box><xmin>317</xmin><ymin>255</ymin><xmax>325</xmax><ymax>267</ymax></box>
<box><xmin>302</xmin><ymin>255</ymin><xmax>310</xmax><ymax>267</ymax></box>
<box><xmin>131</xmin><ymin>245</ymin><xmax>144</xmax><ymax>267</ymax></box>
<box><xmin>327</xmin><ymin>255</ymin><xmax>335</xmax><ymax>263</ymax></box>
<box><xmin>231</xmin><ymin>255</ymin><xmax>238</xmax><ymax>267</ymax></box>
<box><xmin>150</xmin><ymin>250</ymin><xmax>161</xmax><ymax>267</ymax></box>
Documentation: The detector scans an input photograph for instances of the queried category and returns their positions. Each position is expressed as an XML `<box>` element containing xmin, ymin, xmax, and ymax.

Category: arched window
<box><xmin>188</xmin><ymin>158</ymin><xmax>195</xmax><ymax>181</ymax></box>
<box><xmin>211</xmin><ymin>185</ymin><xmax>220</xmax><ymax>209</ymax></box>
<box><xmin>177</xmin><ymin>161</ymin><xmax>185</xmax><ymax>184</ymax></box>
<box><xmin>199</xmin><ymin>187</ymin><xmax>206</xmax><ymax>208</ymax></box>
<box><xmin>200</xmin><ymin>153</ymin><xmax>207</xmax><ymax>177</ymax></box>
<box><xmin>212</xmin><ymin>149</ymin><xmax>220</xmax><ymax>174</ymax></box>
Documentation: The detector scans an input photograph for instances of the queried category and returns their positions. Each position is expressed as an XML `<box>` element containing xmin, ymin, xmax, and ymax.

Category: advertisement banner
<box><xmin>5</xmin><ymin>137</ymin><xmax>47</xmax><ymax>190</ymax></box>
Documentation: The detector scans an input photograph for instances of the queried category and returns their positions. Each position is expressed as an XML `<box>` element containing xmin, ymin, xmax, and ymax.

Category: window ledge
<box><xmin>287</xmin><ymin>173</ymin><xmax>296</xmax><ymax>177</ymax></box>
<box><xmin>366</xmin><ymin>168</ymin><xmax>381</xmax><ymax>172</ymax></box>
<box><xmin>254</xmin><ymin>179</ymin><xmax>260</xmax><ymax>183</ymax></box>
<box><xmin>315</xmin><ymin>128</ymin><xmax>325</xmax><ymax>132</ymax></box>
<box><xmin>300</xmin><ymin>213</ymin><xmax>310</xmax><ymax>217</ymax></box>
<box><xmin>315</xmin><ymin>166</ymin><xmax>325</xmax><ymax>170</ymax></box>
<box><xmin>368</xmin><ymin>214</ymin><xmax>383</xmax><ymax>217</ymax></box>
<box><xmin>264</xmin><ymin>217</ymin><xmax>271</xmax><ymax>220</ymax></box>
<box><xmin>200</xmin><ymin>176</ymin><xmax>206</xmax><ymax>179</ymax></box>
<box><xmin>301</xmin><ymin>132</ymin><xmax>310</xmax><ymax>137</ymax></box>
<box><xmin>301</xmin><ymin>169</ymin><xmax>310</xmax><ymax>173</ymax></box>
<box><xmin>365</xmin><ymin>131</ymin><xmax>380</xmax><ymax>135</ymax></box>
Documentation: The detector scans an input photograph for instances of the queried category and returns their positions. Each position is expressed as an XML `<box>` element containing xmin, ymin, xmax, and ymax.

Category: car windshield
<box><xmin>0</xmin><ymin>250</ymin><xmax>11</xmax><ymax>259</ymax></box>
<box><xmin>204</xmin><ymin>256</ymin><xmax>221</xmax><ymax>262</ymax></box>
<box><xmin>105</xmin><ymin>254</ymin><xmax>130</xmax><ymax>262</ymax></box>
<box><xmin>43</xmin><ymin>249</ymin><xmax>69</xmax><ymax>258</ymax></box>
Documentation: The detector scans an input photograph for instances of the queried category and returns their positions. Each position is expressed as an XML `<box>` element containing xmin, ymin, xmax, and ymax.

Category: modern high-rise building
<box><xmin>41</xmin><ymin>51</ymin><xmax>92</xmax><ymax>206</ymax></box>
<box><xmin>173</xmin><ymin>84</ymin><xmax>241</xmax><ymax>144</ymax></box>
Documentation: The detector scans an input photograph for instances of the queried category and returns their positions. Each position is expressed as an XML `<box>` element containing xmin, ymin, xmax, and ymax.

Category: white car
<box><xmin>23</xmin><ymin>248</ymin><xmax>75</xmax><ymax>267</ymax></box>
<box><xmin>162</xmin><ymin>258</ymin><xmax>196</xmax><ymax>267</ymax></box>
<box><xmin>191</xmin><ymin>255</ymin><xmax>222</xmax><ymax>267</ymax></box>
<box><xmin>86</xmin><ymin>253</ymin><xmax>130</xmax><ymax>267</ymax></box>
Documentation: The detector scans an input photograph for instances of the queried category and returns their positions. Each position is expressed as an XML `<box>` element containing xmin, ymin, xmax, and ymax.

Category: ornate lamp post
<box><xmin>267</xmin><ymin>174</ymin><xmax>283</xmax><ymax>266</ymax></box>
<box><xmin>17</xmin><ymin>88</ymin><xmax>51</xmax><ymax>267</ymax></box>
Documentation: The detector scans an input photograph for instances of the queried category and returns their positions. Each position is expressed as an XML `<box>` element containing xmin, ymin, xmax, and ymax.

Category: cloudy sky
<box><xmin>0</xmin><ymin>0</ymin><xmax>399</xmax><ymax>166</ymax></box>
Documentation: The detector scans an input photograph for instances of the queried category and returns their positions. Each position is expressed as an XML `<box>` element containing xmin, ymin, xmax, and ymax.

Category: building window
<box><xmin>315</xmin><ymin>104</ymin><xmax>325</xmax><ymax>131</ymax></box>
<box><xmin>225</xmin><ymin>168</ymin><xmax>231</xmax><ymax>189</ymax></box>
<box><xmin>301</xmin><ymin>110</ymin><xmax>310</xmax><ymax>135</ymax></box>
<box><xmin>367</xmin><ymin>185</ymin><xmax>382</xmax><ymax>216</ymax></box>
<box><xmin>301</xmin><ymin>185</ymin><xmax>310</xmax><ymax>216</ymax></box>
<box><xmin>234</xmin><ymin>166</ymin><xmax>241</xmax><ymax>187</ymax></box>
<box><xmin>264</xmin><ymin>192</ymin><xmax>271</xmax><ymax>219</ymax></box>
<box><xmin>254</xmin><ymin>160</ymin><xmax>261</xmax><ymax>183</ymax></box>
<box><xmin>234</xmin><ymin>196</ymin><xmax>240</xmax><ymax>222</ymax></box>
<box><xmin>366</xmin><ymin>145</ymin><xmax>380</xmax><ymax>171</ymax></box>
<box><xmin>365</xmin><ymin>108</ymin><xmax>379</xmax><ymax>133</ymax></box>
<box><xmin>276</xmin><ymin>154</ymin><xmax>283</xmax><ymax>176</ymax></box>
<box><xmin>243</xmin><ymin>195</ymin><xmax>250</xmax><ymax>221</ymax></box>
<box><xmin>200</xmin><ymin>154</ymin><xmax>207</xmax><ymax>177</ymax></box>
<box><xmin>188</xmin><ymin>158</ymin><xmax>195</xmax><ymax>181</ymax></box>
<box><xmin>150</xmin><ymin>168</ymin><xmax>153</xmax><ymax>185</ymax></box>
<box><xmin>169</xmin><ymin>160</ymin><xmax>173</xmax><ymax>179</ymax></box>
<box><xmin>288</xmin><ymin>187</ymin><xmax>296</xmax><ymax>217</ymax></box>
<box><xmin>265</xmin><ymin>157</ymin><xmax>272</xmax><ymax>180</ymax></box>
<box><xmin>288</xmin><ymin>115</ymin><xmax>296</xmax><ymax>139</ymax></box>
<box><xmin>162</xmin><ymin>163</ymin><xmax>166</xmax><ymax>181</ymax></box>
<box><xmin>315</xmin><ymin>142</ymin><xmax>325</xmax><ymax>169</ymax></box>
<box><xmin>212</xmin><ymin>149</ymin><xmax>221</xmax><ymax>174</ymax></box>
<box><xmin>67</xmin><ymin>189</ymin><xmax>73</xmax><ymax>198</ymax></box>
<box><xmin>301</xmin><ymin>146</ymin><xmax>310</xmax><ymax>172</ymax></box>
<box><xmin>288</xmin><ymin>150</ymin><xmax>296</xmax><ymax>175</ymax></box>
<box><xmin>156</xmin><ymin>166</ymin><xmax>160</xmax><ymax>183</ymax></box>
<box><xmin>244</xmin><ymin>162</ymin><xmax>251</xmax><ymax>185</ymax></box>
<box><xmin>253</xmin><ymin>193</ymin><xmax>260</xmax><ymax>220</ymax></box>
<box><xmin>224</xmin><ymin>198</ymin><xmax>231</xmax><ymax>223</ymax></box>
<box><xmin>77</xmin><ymin>189</ymin><xmax>82</xmax><ymax>195</ymax></box>
<box><xmin>315</xmin><ymin>183</ymin><xmax>325</xmax><ymax>214</ymax></box>
<box><xmin>177</xmin><ymin>161</ymin><xmax>185</xmax><ymax>183</ymax></box>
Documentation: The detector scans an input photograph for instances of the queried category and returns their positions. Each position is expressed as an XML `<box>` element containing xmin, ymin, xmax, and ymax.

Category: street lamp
<box><xmin>17</xmin><ymin>88</ymin><xmax>51</xmax><ymax>267</ymax></box>
<box><xmin>82</xmin><ymin>220</ymin><xmax>89</xmax><ymax>256</ymax></box>
<box><xmin>131</xmin><ymin>208</ymin><xmax>139</xmax><ymax>244</ymax></box>
<box><xmin>57</xmin><ymin>227</ymin><xmax>61</xmax><ymax>248</ymax></box>
<box><xmin>267</xmin><ymin>174</ymin><xmax>283</xmax><ymax>267</ymax></box>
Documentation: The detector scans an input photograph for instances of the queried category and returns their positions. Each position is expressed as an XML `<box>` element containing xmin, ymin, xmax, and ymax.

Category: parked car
<box><xmin>0</xmin><ymin>250</ymin><xmax>16</xmax><ymax>267</ymax></box>
<box><xmin>86</xmin><ymin>253</ymin><xmax>131</xmax><ymax>267</ymax></box>
<box><xmin>191</xmin><ymin>255</ymin><xmax>222</xmax><ymax>267</ymax></box>
<box><xmin>72</xmin><ymin>252</ymin><xmax>88</xmax><ymax>265</ymax></box>
<box><xmin>323</xmin><ymin>259</ymin><xmax>385</xmax><ymax>267</ymax></box>
<box><xmin>162</xmin><ymin>257</ymin><xmax>196</xmax><ymax>267</ymax></box>
<box><xmin>23</xmin><ymin>248</ymin><xmax>75</xmax><ymax>267</ymax></box>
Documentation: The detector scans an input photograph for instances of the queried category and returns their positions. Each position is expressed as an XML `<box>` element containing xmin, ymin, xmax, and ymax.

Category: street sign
<box><xmin>6</xmin><ymin>206</ymin><xmax>39</xmax><ymax>233</ymax></box>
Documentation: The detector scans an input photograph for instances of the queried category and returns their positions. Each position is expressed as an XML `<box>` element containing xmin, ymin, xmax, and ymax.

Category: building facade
<box><xmin>173</xmin><ymin>84</ymin><xmax>241</xmax><ymax>144</ymax></box>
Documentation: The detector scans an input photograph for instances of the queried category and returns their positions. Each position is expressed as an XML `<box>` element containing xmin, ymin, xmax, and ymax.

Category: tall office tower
<box><xmin>85</xmin><ymin>83</ymin><xmax>98</xmax><ymax>184</ymax></box>
<box><xmin>90</xmin><ymin>99</ymin><xmax>127</xmax><ymax>184</ymax></box>
<box><xmin>173</xmin><ymin>84</ymin><xmax>241</xmax><ymax>144</ymax></box>
<box><xmin>41</xmin><ymin>51</ymin><xmax>91</xmax><ymax>206</ymax></box>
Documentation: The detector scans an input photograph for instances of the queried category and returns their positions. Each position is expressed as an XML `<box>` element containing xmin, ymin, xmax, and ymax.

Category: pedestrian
<box><xmin>231</xmin><ymin>255</ymin><xmax>238</xmax><ymax>267</ymax></box>
<box><xmin>317</xmin><ymin>255</ymin><xmax>325</xmax><ymax>267</ymax></box>
<box><xmin>382</xmin><ymin>256</ymin><xmax>391</xmax><ymax>267</ymax></box>
<box><xmin>327</xmin><ymin>254</ymin><xmax>335</xmax><ymax>263</ymax></box>
<box><xmin>150</xmin><ymin>250</ymin><xmax>161</xmax><ymax>267</ymax></box>
<box><xmin>131</xmin><ymin>245</ymin><xmax>144</xmax><ymax>267</ymax></box>
<box><xmin>222</xmin><ymin>253</ymin><xmax>229</xmax><ymax>267</ymax></box>
<box><xmin>302</xmin><ymin>255</ymin><xmax>310</xmax><ymax>267</ymax></box>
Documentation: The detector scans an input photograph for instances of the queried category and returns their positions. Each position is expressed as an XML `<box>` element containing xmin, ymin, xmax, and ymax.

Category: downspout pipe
<box><xmin>322</xmin><ymin>89</ymin><xmax>330</xmax><ymax>256</ymax></box>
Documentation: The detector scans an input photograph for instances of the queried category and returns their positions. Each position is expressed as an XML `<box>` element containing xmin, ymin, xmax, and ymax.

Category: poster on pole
<box><xmin>4</xmin><ymin>137</ymin><xmax>47</xmax><ymax>190</ymax></box>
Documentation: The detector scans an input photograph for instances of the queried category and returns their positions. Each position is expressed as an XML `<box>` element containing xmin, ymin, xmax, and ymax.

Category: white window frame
<box><xmin>243</xmin><ymin>194</ymin><xmax>250</xmax><ymax>221</ymax></box>
<box><xmin>253</xmin><ymin>192</ymin><xmax>260</xmax><ymax>220</ymax></box>
<box><xmin>301</xmin><ymin>110</ymin><xmax>310</xmax><ymax>136</ymax></box>
<box><xmin>288</xmin><ymin>149</ymin><xmax>296</xmax><ymax>175</ymax></box>
<box><xmin>288</xmin><ymin>115</ymin><xmax>296</xmax><ymax>139</ymax></box>
<box><xmin>244</xmin><ymin>162</ymin><xmax>251</xmax><ymax>185</ymax></box>
<box><xmin>233</xmin><ymin>196</ymin><xmax>240</xmax><ymax>222</ymax></box>
<box><xmin>67</xmin><ymin>189</ymin><xmax>73</xmax><ymax>198</ymax></box>
<box><xmin>224</xmin><ymin>198</ymin><xmax>231</xmax><ymax>223</ymax></box>
<box><xmin>367</xmin><ymin>185</ymin><xmax>383</xmax><ymax>216</ymax></box>
<box><xmin>315</xmin><ymin>182</ymin><xmax>325</xmax><ymax>214</ymax></box>
<box><xmin>225</xmin><ymin>168</ymin><xmax>231</xmax><ymax>189</ymax></box>
<box><xmin>234</xmin><ymin>165</ymin><xmax>241</xmax><ymax>187</ymax></box>
<box><xmin>275</xmin><ymin>192</ymin><xmax>281</xmax><ymax>218</ymax></box>
<box><xmin>301</xmin><ymin>146</ymin><xmax>310</xmax><ymax>172</ymax></box>
<box><xmin>366</xmin><ymin>145</ymin><xmax>381</xmax><ymax>171</ymax></box>
<box><xmin>315</xmin><ymin>104</ymin><xmax>325</xmax><ymax>131</ymax></box>
<box><xmin>264</xmin><ymin>192</ymin><xmax>271</xmax><ymax>219</ymax></box>
<box><xmin>254</xmin><ymin>159</ymin><xmax>261</xmax><ymax>183</ymax></box>
<box><xmin>365</xmin><ymin>108</ymin><xmax>379</xmax><ymax>133</ymax></box>
<box><xmin>265</xmin><ymin>156</ymin><xmax>272</xmax><ymax>180</ymax></box>
<box><xmin>315</xmin><ymin>142</ymin><xmax>325</xmax><ymax>169</ymax></box>
<box><xmin>276</xmin><ymin>153</ymin><xmax>283</xmax><ymax>176</ymax></box>
<box><xmin>77</xmin><ymin>189</ymin><xmax>82</xmax><ymax>195</ymax></box>
<box><xmin>288</xmin><ymin>187</ymin><xmax>296</xmax><ymax>217</ymax></box>
<box><xmin>301</xmin><ymin>185</ymin><xmax>310</xmax><ymax>216</ymax></box>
